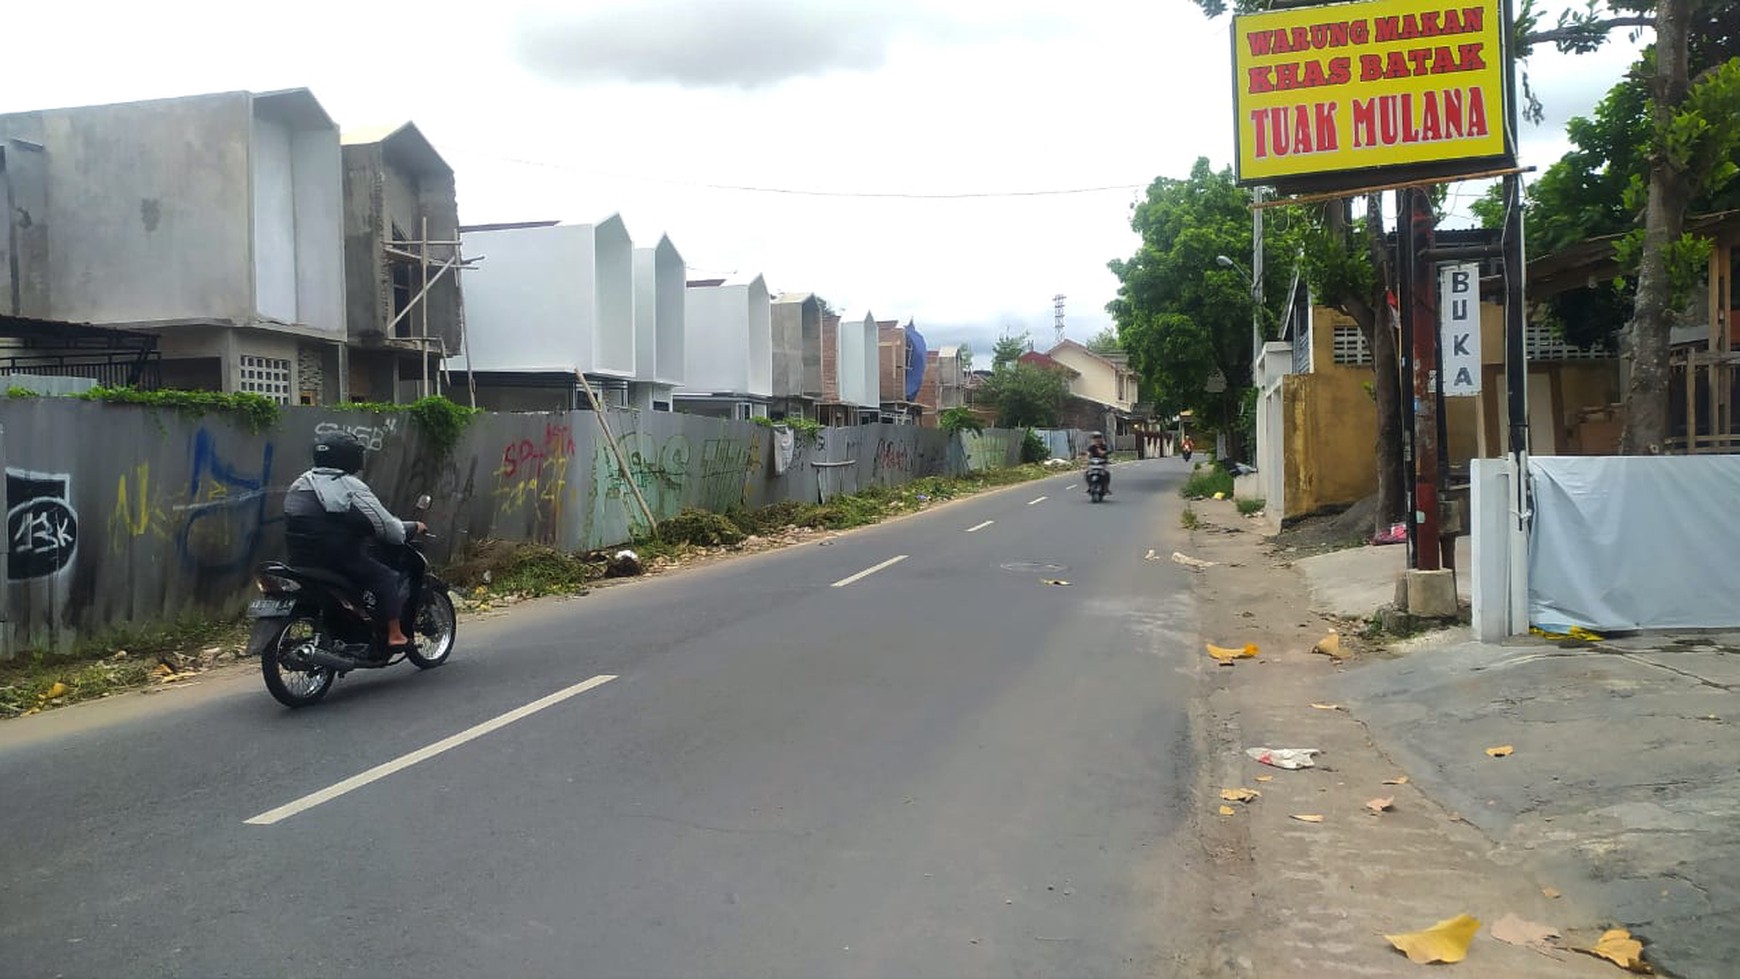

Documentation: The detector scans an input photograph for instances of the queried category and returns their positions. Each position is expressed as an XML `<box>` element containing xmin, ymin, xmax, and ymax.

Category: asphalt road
<box><xmin>0</xmin><ymin>458</ymin><xmax>1204</xmax><ymax>979</ymax></box>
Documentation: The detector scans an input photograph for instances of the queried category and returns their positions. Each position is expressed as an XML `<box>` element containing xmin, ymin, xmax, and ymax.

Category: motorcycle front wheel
<box><xmin>408</xmin><ymin>589</ymin><xmax>457</xmax><ymax>670</ymax></box>
<box><xmin>256</xmin><ymin>614</ymin><xmax>336</xmax><ymax>708</ymax></box>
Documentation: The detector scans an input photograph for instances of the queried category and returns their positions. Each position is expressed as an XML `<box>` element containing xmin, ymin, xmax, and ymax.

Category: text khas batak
<box><xmin>1243</xmin><ymin>6</ymin><xmax>1497</xmax><ymax>160</ymax></box>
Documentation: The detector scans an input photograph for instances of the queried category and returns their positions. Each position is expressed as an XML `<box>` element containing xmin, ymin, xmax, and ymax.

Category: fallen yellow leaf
<box><xmin>42</xmin><ymin>681</ymin><xmax>70</xmax><ymax>700</ymax></box>
<box><xmin>1255</xmin><ymin>775</ymin><xmax>1275</xmax><ymax>783</ymax></box>
<box><xmin>1310</xmin><ymin>702</ymin><xmax>1342</xmax><ymax>710</ymax></box>
<box><xmin>1220</xmin><ymin>788</ymin><xmax>1261</xmax><ymax>803</ymax></box>
<box><xmin>1577</xmin><ymin>928</ymin><xmax>1651</xmax><ymax>973</ymax></box>
<box><xmin>151</xmin><ymin>663</ymin><xmax>175</xmax><ymax>677</ymax></box>
<box><xmin>1385</xmin><ymin>914</ymin><xmax>1482</xmax><ymax>964</ymax></box>
<box><xmin>1290</xmin><ymin>813</ymin><xmax>1324</xmax><ymax>823</ymax></box>
<box><xmin>1383</xmin><ymin>775</ymin><xmax>1411</xmax><ymax>785</ymax></box>
<box><xmin>1206</xmin><ymin>642</ymin><xmax>1259</xmax><ymax>662</ymax></box>
<box><xmin>1487</xmin><ymin>745</ymin><xmax>1515</xmax><ymax>758</ymax></box>
<box><xmin>1218</xmin><ymin>805</ymin><xmax>1237</xmax><ymax>816</ymax></box>
<box><xmin>1366</xmin><ymin>796</ymin><xmax>1396</xmax><ymax>813</ymax></box>
<box><xmin>1542</xmin><ymin>886</ymin><xmax>1562</xmax><ymax>899</ymax></box>
<box><xmin>1311</xmin><ymin>632</ymin><xmax>1345</xmax><ymax>659</ymax></box>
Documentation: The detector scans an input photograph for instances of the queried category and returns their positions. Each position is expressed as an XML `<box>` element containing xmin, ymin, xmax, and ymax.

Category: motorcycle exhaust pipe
<box><xmin>300</xmin><ymin>647</ymin><xmax>374</xmax><ymax>672</ymax></box>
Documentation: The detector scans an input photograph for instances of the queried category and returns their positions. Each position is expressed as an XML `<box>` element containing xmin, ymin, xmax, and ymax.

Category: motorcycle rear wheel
<box><xmin>257</xmin><ymin>615</ymin><xmax>336</xmax><ymax>708</ymax></box>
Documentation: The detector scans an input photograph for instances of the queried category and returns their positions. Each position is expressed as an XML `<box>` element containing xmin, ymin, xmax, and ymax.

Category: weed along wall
<box><xmin>0</xmin><ymin>398</ymin><xmax>1023</xmax><ymax>655</ymax></box>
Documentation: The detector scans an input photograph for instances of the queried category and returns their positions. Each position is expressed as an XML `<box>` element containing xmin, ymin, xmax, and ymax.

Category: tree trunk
<box><xmin>1330</xmin><ymin>195</ymin><xmax>1406</xmax><ymax>531</ymax></box>
<box><xmin>1621</xmin><ymin>0</ymin><xmax>1692</xmax><ymax>455</ymax></box>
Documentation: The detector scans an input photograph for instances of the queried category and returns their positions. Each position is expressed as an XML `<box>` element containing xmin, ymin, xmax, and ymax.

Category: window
<box><xmin>1332</xmin><ymin>326</ymin><xmax>1373</xmax><ymax>366</ymax></box>
<box><xmin>238</xmin><ymin>355</ymin><xmax>292</xmax><ymax>403</ymax></box>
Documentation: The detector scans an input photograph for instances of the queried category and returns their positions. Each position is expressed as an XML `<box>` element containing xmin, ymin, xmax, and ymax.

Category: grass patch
<box><xmin>1236</xmin><ymin>497</ymin><xmax>1266</xmax><ymax>516</ymax></box>
<box><xmin>0</xmin><ymin>616</ymin><xmax>246</xmax><ymax>719</ymax></box>
<box><xmin>445</xmin><ymin>540</ymin><xmax>606</xmax><ymax>597</ymax></box>
<box><xmin>1180</xmin><ymin>505</ymin><xmax>1201</xmax><ymax>530</ymax></box>
<box><xmin>1181</xmin><ymin>466</ymin><xmax>1235</xmax><ymax>500</ymax></box>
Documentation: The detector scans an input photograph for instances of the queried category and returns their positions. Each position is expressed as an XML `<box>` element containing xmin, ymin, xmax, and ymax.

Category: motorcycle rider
<box><xmin>283</xmin><ymin>431</ymin><xmax>425</xmax><ymax>656</ymax></box>
<box><xmin>1086</xmin><ymin>431</ymin><xmax>1112</xmax><ymax>494</ymax></box>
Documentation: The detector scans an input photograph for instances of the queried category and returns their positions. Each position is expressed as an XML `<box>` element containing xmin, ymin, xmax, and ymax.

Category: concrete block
<box><xmin>1406</xmin><ymin>569</ymin><xmax>1458</xmax><ymax>618</ymax></box>
<box><xmin>1394</xmin><ymin>574</ymin><xmax>1410</xmax><ymax>609</ymax></box>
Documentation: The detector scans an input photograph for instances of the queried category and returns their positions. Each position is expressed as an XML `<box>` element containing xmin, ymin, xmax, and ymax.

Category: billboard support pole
<box><xmin>1408</xmin><ymin>188</ymin><xmax>1442</xmax><ymax>572</ymax></box>
<box><xmin>1395</xmin><ymin>190</ymin><xmax>1418</xmax><ymax>569</ymax></box>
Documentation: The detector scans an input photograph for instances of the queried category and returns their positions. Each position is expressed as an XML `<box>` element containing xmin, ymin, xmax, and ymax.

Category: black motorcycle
<box><xmin>1085</xmin><ymin>459</ymin><xmax>1111</xmax><ymax>503</ymax></box>
<box><xmin>247</xmin><ymin>495</ymin><xmax>458</xmax><ymax>708</ymax></box>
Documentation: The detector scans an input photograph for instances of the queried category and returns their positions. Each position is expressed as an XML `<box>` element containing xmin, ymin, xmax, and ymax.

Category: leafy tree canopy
<box><xmin>1086</xmin><ymin>327</ymin><xmax>1123</xmax><ymax>355</ymax></box>
<box><xmin>982</xmin><ymin>360</ymin><xmax>1069</xmax><ymax>428</ymax></box>
<box><xmin>991</xmin><ymin>332</ymin><xmax>1030</xmax><ymax>369</ymax></box>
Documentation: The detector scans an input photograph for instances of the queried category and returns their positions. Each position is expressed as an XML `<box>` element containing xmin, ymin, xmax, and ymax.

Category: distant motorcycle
<box><xmin>246</xmin><ymin>494</ymin><xmax>457</xmax><ymax>708</ymax></box>
<box><xmin>1085</xmin><ymin>459</ymin><xmax>1111</xmax><ymax>503</ymax></box>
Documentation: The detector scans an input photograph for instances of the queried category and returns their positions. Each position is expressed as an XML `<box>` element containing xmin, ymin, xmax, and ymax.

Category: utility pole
<box><xmin>1407</xmin><ymin>187</ymin><xmax>1442</xmax><ymax>571</ymax></box>
<box><xmin>1053</xmin><ymin>294</ymin><xmax>1066</xmax><ymax>347</ymax></box>
<box><xmin>1250</xmin><ymin>187</ymin><xmax>1264</xmax><ymax>382</ymax></box>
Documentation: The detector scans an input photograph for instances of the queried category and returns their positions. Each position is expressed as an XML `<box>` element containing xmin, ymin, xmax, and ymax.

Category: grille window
<box><xmin>238</xmin><ymin>355</ymin><xmax>292</xmax><ymax>403</ymax></box>
<box><xmin>1332</xmin><ymin>326</ymin><xmax>1373</xmax><ymax>366</ymax></box>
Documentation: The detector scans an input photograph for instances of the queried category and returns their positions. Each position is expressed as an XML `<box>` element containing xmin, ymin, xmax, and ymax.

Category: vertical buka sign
<box><xmin>1439</xmin><ymin>262</ymin><xmax>1480</xmax><ymax>395</ymax></box>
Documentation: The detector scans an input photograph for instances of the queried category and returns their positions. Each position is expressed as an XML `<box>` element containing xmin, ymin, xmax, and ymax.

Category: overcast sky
<box><xmin>5</xmin><ymin>0</ymin><xmax>1645</xmax><ymax>357</ymax></box>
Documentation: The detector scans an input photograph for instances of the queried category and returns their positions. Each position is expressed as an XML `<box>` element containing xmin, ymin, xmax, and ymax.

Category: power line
<box><xmin>490</xmin><ymin>155</ymin><xmax>1146</xmax><ymax>199</ymax></box>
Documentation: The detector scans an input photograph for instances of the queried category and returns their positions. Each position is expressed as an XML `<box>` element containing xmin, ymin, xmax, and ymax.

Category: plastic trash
<box><xmin>1172</xmin><ymin>552</ymin><xmax>1217</xmax><ymax>570</ymax></box>
<box><xmin>1245</xmin><ymin>747</ymin><xmax>1322</xmax><ymax>769</ymax></box>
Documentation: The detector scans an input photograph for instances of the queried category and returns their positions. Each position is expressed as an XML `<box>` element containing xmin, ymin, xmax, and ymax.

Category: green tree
<box><xmin>1107</xmin><ymin>158</ymin><xmax>1301</xmax><ymax>466</ymax></box>
<box><xmin>957</xmin><ymin>343</ymin><xmax>975</xmax><ymax>373</ymax></box>
<box><xmin>1086</xmin><ymin>327</ymin><xmax>1123</xmax><ymax>355</ymax></box>
<box><xmin>991</xmin><ymin>332</ymin><xmax>1029</xmax><ymax>369</ymax></box>
<box><xmin>982</xmin><ymin>360</ymin><xmax>1069</xmax><ymax>428</ymax></box>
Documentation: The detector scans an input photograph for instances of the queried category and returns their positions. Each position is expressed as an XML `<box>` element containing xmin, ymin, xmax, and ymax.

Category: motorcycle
<box><xmin>1085</xmin><ymin>459</ymin><xmax>1111</xmax><ymax>503</ymax></box>
<box><xmin>246</xmin><ymin>494</ymin><xmax>458</xmax><ymax>708</ymax></box>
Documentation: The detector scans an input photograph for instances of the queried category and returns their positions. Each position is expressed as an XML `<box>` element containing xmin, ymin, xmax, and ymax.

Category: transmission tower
<box><xmin>1053</xmin><ymin>293</ymin><xmax>1066</xmax><ymax>346</ymax></box>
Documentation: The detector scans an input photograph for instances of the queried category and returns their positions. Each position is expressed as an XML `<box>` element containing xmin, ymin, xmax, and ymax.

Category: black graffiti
<box><xmin>7</xmin><ymin>470</ymin><xmax>79</xmax><ymax>580</ymax></box>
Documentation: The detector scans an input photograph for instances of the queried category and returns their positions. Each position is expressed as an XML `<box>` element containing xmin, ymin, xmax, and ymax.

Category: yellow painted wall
<box><xmin>1282</xmin><ymin>371</ymin><xmax>1378</xmax><ymax>518</ymax></box>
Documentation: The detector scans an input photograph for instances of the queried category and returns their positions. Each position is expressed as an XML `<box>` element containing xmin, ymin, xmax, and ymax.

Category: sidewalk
<box><xmin>1182</xmin><ymin>502</ymin><xmax>1612</xmax><ymax>977</ymax></box>
<box><xmin>1292</xmin><ymin>542</ymin><xmax>1738</xmax><ymax>978</ymax></box>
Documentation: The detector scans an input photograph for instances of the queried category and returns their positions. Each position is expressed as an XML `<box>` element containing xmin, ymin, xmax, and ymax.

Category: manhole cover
<box><xmin>1000</xmin><ymin>561</ymin><xmax>1067</xmax><ymax>574</ymax></box>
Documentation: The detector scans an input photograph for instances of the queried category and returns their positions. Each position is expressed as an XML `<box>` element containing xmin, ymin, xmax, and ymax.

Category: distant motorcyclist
<box><xmin>283</xmin><ymin>431</ymin><xmax>425</xmax><ymax>655</ymax></box>
<box><xmin>1086</xmin><ymin>431</ymin><xmax>1112</xmax><ymax>494</ymax></box>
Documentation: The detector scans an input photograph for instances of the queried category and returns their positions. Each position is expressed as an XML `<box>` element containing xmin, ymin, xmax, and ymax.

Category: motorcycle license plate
<box><xmin>248</xmin><ymin>598</ymin><xmax>297</xmax><ymax>618</ymax></box>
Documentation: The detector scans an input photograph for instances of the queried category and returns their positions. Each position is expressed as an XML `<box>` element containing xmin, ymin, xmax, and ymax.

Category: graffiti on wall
<box><xmin>7</xmin><ymin>470</ymin><xmax>78</xmax><ymax>580</ymax></box>
<box><xmin>871</xmin><ymin>437</ymin><xmax>913</xmax><ymax>481</ymax></box>
<box><xmin>492</xmin><ymin>421</ymin><xmax>575</xmax><ymax>540</ymax></box>
<box><xmin>313</xmin><ymin>417</ymin><xmax>399</xmax><ymax>452</ymax></box>
<box><xmin>699</xmin><ymin>436</ymin><xmax>756</xmax><ymax>511</ymax></box>
<box><xmin>177</xmin><ymin>429</ymin><xmax>276</xmax><ymax>574</ymax></box>
<box><xmin>594</xmin><ymin>432</ymin><xmax>691</xmax><ymax>529</ymax></box>
<box><xmin>106</xmin><ymin>430</ymin><xmax>277</xmax><ymax>575</ymax></box>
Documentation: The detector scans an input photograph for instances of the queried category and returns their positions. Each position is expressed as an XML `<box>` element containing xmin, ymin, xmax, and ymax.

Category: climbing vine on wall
<box><xmin>76</xmin><ymin>387</ymin><xmax>281</xmax><ymax>434</ymax></box>
<box><xmin>338</xmin><ymin>395</ymin><xmax>480</xmax><ymax>456</ymax></box>
<box><xmin>751</xmin><ymin>416</ymin><xmax>824</xmax><ymax>445</ymax></box>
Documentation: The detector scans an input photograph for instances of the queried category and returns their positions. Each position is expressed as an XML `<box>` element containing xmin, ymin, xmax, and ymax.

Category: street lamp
<box><xmin>1216</xmin><ymin>253</ymin><xmax>1264</xmax><ymax>385</ymax></box>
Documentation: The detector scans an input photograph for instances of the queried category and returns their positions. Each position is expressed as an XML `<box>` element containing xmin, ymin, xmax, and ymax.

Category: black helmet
<box><xmin>312</xmin><ymin>430</ymin><xmax>366</xmax><ymax>474</ymax></box>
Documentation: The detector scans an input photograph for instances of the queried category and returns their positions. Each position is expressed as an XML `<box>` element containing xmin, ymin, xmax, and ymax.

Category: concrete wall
<box><xmin>684</xmin><ymin>276</ymin><xmax>771</xmax><ymax>396</ymax></box>
<box><xmin>1281</xmin><ymin>371</ymin><xmax>1379</xmax><ymax>519</ymax></box>
<box><xmin>593</xmin><ymin>216</ymin><xmax>635</xmax><ymax>377</ymax></box>
<box><xmin>772</xmin><ymin>294</ymin><xmax>821</xmax><ymax>399</ymax></box>
<box><xmin>458</xmin><ymin>224</ymin><xmax>595</xmax><ymax>372</ymax></box>
<box><xmin>0</xmin><ymin>399</ymin><xmax>1026</xmax><ymax>654</ymax></box>
<box><xmin>0</xmin><ymin>93</ymin><xmax>255</xmax><ymax>324</ymax></box>
<box><xmin>838</xmin><ymin>311</ymin><xmax>880</xmax><ymax>408</ymax></box>
<box><xmin>633</xmin><ymin>240</ymin><xmax>688</xmax><ymax>386</ymax></box>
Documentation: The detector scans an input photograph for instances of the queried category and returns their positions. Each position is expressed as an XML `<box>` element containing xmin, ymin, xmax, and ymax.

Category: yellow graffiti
<box><xmin>109</xmin><ymin>463</ymin><xmax>174</xmax><ymax>550</ymax></box>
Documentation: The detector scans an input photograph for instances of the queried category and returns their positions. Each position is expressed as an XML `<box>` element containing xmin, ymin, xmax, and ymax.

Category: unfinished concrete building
<box><xmin>340</xmin><ymin>122</ymin><xmax>466</xmax><ymax>403</ymax></box>
<box><xmin>0</xmin><ymin>89</ymin><xmax>346</xmax><ymax>402</ymax></box>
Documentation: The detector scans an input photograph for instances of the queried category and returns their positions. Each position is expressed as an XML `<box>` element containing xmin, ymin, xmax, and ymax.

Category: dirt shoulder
<box><xmin>1179</xmin><ymin>498</ymin><xmax>1613</xmax><ymax>978</ymax></box>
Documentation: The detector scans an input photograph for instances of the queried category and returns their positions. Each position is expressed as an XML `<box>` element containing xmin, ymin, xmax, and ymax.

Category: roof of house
<box><xmin>1018</xmin><ymin>350</ymin><xmax>1080</xmax><ymax>375</ymax></box>
<box><xmin>1047</xmin><ymin>338</ymin><xmax>1132</xmax><ymax>371</ymax></box>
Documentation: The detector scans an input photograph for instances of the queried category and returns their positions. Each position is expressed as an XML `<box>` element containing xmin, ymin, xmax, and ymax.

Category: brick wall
<box><xmin>821</xmin><ymin>313</ymin><xmax>840</xmax><ymax>401</ymax></box>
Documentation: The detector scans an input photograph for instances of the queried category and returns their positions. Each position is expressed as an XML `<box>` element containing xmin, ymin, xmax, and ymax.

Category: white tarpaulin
<box><xmin>1529</xmin><ymin>455</ymin><xmax>1740</xmax><ymax>632</ymax></box>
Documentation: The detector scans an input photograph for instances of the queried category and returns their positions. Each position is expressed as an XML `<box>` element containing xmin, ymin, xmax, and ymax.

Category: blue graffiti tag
<box><xmin>175</xmin><ymin>429</ymin><xmax>276</xmax><ymax>574</ymax></box>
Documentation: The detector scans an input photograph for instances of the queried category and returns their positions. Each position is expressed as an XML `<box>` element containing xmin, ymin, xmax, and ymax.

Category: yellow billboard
<box><xmin>1232</xmin><ymin>0</ymin><xmax>1510</xmax><ymax>187</ymax></box>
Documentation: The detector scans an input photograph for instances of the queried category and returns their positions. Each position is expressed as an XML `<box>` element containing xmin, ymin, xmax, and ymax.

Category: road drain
<box><xmin>1000</xmin><ymin>561</ymin><xmax>1067</xmax><ymax>574</ymax></box>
